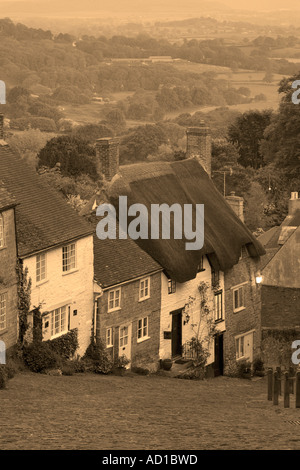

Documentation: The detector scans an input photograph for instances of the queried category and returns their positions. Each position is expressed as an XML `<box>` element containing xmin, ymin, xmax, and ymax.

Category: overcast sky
<box><xmin>1</xmin><ymin>0</ymin><xmax>300</xmax><ymax>16</ymax></box>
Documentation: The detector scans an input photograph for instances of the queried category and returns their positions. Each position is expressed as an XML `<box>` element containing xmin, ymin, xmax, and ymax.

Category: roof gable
<box><xmin>0</xmin><ymin>143</ymin><xmax>93</xmax><ymax>257</ymax></box>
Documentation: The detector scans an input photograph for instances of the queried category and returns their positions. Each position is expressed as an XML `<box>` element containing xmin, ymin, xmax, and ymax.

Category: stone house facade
<box><xmin>0</xmin><ymin>183</ymin><xmax>18</xmax><ymax>351</ymax></box>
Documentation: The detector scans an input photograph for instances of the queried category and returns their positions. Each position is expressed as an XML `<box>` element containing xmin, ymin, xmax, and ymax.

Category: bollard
<box><xmin>276</xmin><ymin>366</ymin><xmax>281</xmax><ymax>395</ymax></box>
<box><xmin>273</xmin><ymin>371</ymin><xmax>279</xmax><ymax>405</ymax></box>
<box><xmin>284</xmin><ymin>372</ymin><xmax>290</xmax><ymax>408</ymax></box>
<box><xmin>289</xmin><ymin>366</ymin><xmax>295</xmax><ymax>394</ymax></box>
<box><xmin>296</xmin><ymin>372</ymin><xmax>300</xmax><ymax>408</ymax></box>
<box><xmin>267</xmin><ymin>368</ymin><xmax>273</xmax><ymax>401</ymax></box>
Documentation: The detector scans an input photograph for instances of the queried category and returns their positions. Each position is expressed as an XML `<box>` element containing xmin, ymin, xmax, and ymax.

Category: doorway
<box><xmin>214</xmin><ymin>333</ymin><xmax>224</xmax><ymax>376</ymax></box>
<box><xmin>171</xmin><ymin>309</ymin><xmax>182</xmax><ymax>358</ymax></box>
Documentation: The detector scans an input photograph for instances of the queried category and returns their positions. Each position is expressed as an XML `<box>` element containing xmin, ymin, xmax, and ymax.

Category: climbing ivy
<box><xmin>16</xmin><ymin>260</ymin><xmax>32</xmax><ymax>344</ymax></box>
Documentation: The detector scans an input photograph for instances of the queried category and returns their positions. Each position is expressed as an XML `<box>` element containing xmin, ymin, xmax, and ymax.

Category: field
<box><xmin>1</xmin><ymin>371</ymin><xmax>300</xmax><ymax>450</ymax></box>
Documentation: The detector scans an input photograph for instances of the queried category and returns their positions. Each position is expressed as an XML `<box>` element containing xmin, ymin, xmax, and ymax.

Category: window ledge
<box><xmin>138</xmin><ymin>296</ymin><xmax>150</xmax><ymax>302</ymax></box>
<box><xmin>137</xmin><ymin>335</ymin><xmax>150</xmax><ymax>344</ymax></box>
<box><xmin>49</xmin><ymin>330</ymin><xmax>69</xmax><ymax>340</ymax></box>
<box><xmin>62</xmin><ymin>268</ymin><xmax>78</xmax><ymax>277</ymax></box>
<box><xmin>0</xmin><ymin>246</ymin><xmax>6</xmax><ymax>252</ymax></box>
<box><xmin>215</xmin><ymin>318</ymin><xmax>224</xmax><ymax>324</ymax></box>
<box><xmin>108</xmin><ymin>307</ymin><xmax>121</xmax><ymax>313</ymax></box>
<box><xmin>233</xmin><ymin>307</ymin><xmax>246</xmax><ymax>314</ymax></box>
<box><xmin>0</xmin><ymin>328</ymin><xmax>8</xmax><ymax>336</ymax></box>
<box><xmin>36</xmin><ymin>279</ymin><xmax>49</xmax><ymax>287</ymax></box>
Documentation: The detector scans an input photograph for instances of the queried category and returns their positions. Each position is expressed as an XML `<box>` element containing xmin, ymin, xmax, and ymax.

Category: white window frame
<box><xmin>50</xmin><ymin>305</ymin><xmax>68</xmax><ymax>338</ymax></box>
<box><xmin>233</xmin><ymin>285</ymin><xmax>245</xmax><ymax>312</ymax></box>
<box><xmin>214</xmin><ymin>290</ymin><xmax>223</xmax><ymax>322</ymax></box>
<box><xmin>108</xmin><ymin>288</ymin><xmax>121</xmax><ymax>312</ymax></box>
<box><xmin>106</xmin><ymin>327</ymin><xmax>113</xmax><ymax>348</ymax></box>
<box><xmin>168</xmin><ymin>279</ymin><xmax>176</xmax><ymax>294</ymax></box>
<box><xmin>0</xmin><ymin>292</ymin><xmax>7</xmax><ymax>331</ymax></box>
<box><xmin>119</xmin><ymin>325</ymin><xmax>129</xmax><ymax>348</ymax></box>
<box><xmin>236</xmin><ymin>335</ymin><xmax>245</xmax><ymax>360</ymax></box>
<box><xmin>62</xmin><ymin>242</ymin><xmax>76</xmax><ymax>273</ymax></box>
<box><xmin>0</xmin><ymin>213</ymin><xmax>4</xmax><ymax>248</ymax></box>
<box><xmin>139</xmin><ymin>277</ymin><xmax>150</xmax><ymax>301</ymax></box>
<box><xmin>137</xmin><ymin>317</ymin><xmax>149</xmax><ymax>342</ymax></box>
<box><xmin>36</xmin><ymin>253</ymin><xmax>47</xmax><ymax>284</ymax></box>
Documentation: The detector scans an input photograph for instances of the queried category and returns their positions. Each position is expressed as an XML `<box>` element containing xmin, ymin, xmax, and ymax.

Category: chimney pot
<box><xmin>225</xmin><ymin>192</ymin><xmax>244</xmax><ymax>222</ymax></box>
<box><xmin>186</xmin><ymin>123</ymin><xmax>211</xmax><ymax>176</ymax></box>
<box><xmin>289</xmin><ymin>191</ymin><xmax>300</xmax><ymax>215</ymax></box>
<box><xmin>95</xmin><ymin>137</ymin><xmax>119</xmax><ymax>181</ymax></box>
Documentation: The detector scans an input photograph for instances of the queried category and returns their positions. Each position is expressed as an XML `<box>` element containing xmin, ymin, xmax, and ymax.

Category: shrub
<box><xmin>46</xmin><ymin>329</ymin><xmax>78</xmax><ymax>359</ymax></box>
<box><xmin>237</xmin><ymin>360</ymin><xmax>252</xmax><ymax>379</ymax></box>
<box><xmin>83</xmin><ymin>340</ymin><xmax>113</xmax><ymax>374</ymax></box>
<box><xmin>253</xmin><ymin>357</ymin><xmax>264</xmax><ymax>376</ymax></box>
<box><xmin>61</xmin><ymin>362</ymin><xmax>76</xmax><ymax>376</ymax></box>
<box><xmin>23</xmin><ymin>342</ymin><xmax>60</xmax><ymax>373</ymax></box>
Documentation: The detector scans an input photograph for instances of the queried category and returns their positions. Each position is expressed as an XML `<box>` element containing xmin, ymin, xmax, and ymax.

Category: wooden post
<box><xmin>289</xmin><ymin>367</ymin><xmax>294</xmax><ymax>394</ymax></box>
<box><xmin>284</xmin><ymin>372</ymin><xmax>290</xmax><ymax>408</ymax></box>
<box><xmin>267</xmin><ymin>368</ymin><xmax>273</xmax><ymax>401</ymax></box>
<box><xmin>296</xmin><ymin>372</ymin><xmax>300</xmax><ymax>409</ymax></box>
<box><xmin>273</xmin><ymin>371</ymin><xmax>279</xmax><ymax>405</ymax></box>
<box><xmin>276</xmin><ymin>366</ymin><xmax>281</xmax><ymax>395</ymax></box>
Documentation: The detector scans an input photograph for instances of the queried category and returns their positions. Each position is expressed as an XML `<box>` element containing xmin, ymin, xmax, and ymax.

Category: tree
<box><xmin>37</xmin><ymin>136</ymin><xmax>98</xmax><ymax>179</ymax></box>
<box><xmin>72</xmin><ymin>123</ymin><xmax>114</xmax><ymax>142</ymax></box>
<box><xmin>120</xmin><ymin>124</ymin><xmax>168</xmax><ymax>164</ymax></box>
<box><xmin>260</xmin><ymin>73</ymin><xmax>300</xmax><ymax>187</ymax></box>
<box><xmin>228</xmin><ymin>110</ymin><xmax>273</xmax><ymax>169</ymax></box>
<box><xmin>7</xmin><ymin>129</ymin><xmax>52</xmax><ymax>168</ymax></box>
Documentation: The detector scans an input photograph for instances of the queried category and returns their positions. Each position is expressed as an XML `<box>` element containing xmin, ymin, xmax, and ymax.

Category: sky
<box><xmin>1</xmin><ymin>0</ymin><xmax>300</xmax><ymax>19</ymax></box>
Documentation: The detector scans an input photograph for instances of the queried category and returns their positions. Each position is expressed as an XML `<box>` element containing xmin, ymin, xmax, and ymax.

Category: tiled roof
<box><xmin>0</xmin><ymin>143</ymin><xmax>93</xmax><ymax>257</ymax></box>
<box><xmin>0</xmin><ymin>181</ymin><xmax>17</xmax><ymax>211</ymax></box>
<box><xmin>91</xmin><ymin>218</ymin><xmax>162</xmax><ymax>288</ymax></box>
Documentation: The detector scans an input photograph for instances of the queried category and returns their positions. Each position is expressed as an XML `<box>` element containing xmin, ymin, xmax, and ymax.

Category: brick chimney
<box><xmin>0</xmin><ymin>114</ymin><xmax>4</xmax><ymax>140</ymax></box>
<box><xmin>95</xmin><ymin>137</ymin><xmax>119</xmax><ymax>181</ymax></box>
<box><xmin>186</xmin><ymin>122</ymin><xmax>211</xmax><ymax>176</ymax></box>
<box><xmin>289</xmin><ymin>192</ymin><xmax>300</xmax><ymax>215</ymax></box>
<box><xmin>226</xmin><ymin>191</ymin><xmax>244</xmax><ymax>222</ymax></box>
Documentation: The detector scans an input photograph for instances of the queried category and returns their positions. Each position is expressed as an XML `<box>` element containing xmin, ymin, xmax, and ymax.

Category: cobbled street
<box><xmin>1</xmin><ymin>372</ymin><xmax>300</xmax><ymax>450</ymax></box>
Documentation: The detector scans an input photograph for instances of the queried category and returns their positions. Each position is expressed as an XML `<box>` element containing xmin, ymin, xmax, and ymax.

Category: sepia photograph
<box><xmin>0</xmin><ymin>0</ymin><xmax>300</xmax><ymax>455</ymax></box>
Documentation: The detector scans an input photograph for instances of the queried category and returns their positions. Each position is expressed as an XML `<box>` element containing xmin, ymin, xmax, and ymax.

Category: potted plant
<box><xmin>162</xmin><ymin>358</ymin><xmax>173</xmax><ymax>371</ymax></box>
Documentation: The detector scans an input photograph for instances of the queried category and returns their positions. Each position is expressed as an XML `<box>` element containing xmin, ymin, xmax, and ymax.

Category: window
<box><xmin>0</xmin><ymin>293</ymin><xmax>6</xmax><ymax>331</ymax></box>
<box><xmin>108</xmin><ymin>288</ymin><xmax>121</xmax><ymax>311</ymax></box>
<box><xmin>0</xmin><ymin>214</ymin><xmax>4</xmax><ymax>248</ymax></box>
<box><xmin>168</xmin><ymin>279</ymin><xmax>176</xmax><ymax>294</ymax></box>
<box><xmin>139</xmin><ymin>277</ymin><xmax>150</xmax><ymax>300</ymax></box>
<box><xmin>214</xmin><ymin>291</ymin><xmax>223</xmax><ymax>322</ymax></box>
<box><xmin>233</xmin><ymin>286</ymin><xmax>245</xmax><ymax>312</ymax></box>
<box><xmin>211</xmin><ymin>269</ymin><xmax>220</xmax><ymax>287</ymax></box>
<box><xmin>36</xmin><ymin>253</ymin><xmax>46</xmax><ymax>283</ymax></box>
<box><xmin>239</xmin><ymin>246</ymin><xmax>248</xmax><ymax>260</ymax></box>
<box><xmin>50</xmin><ymin>305</ymin><xmax>67</xmax><ymax>337</ymax></box>
<box><xmin>62</xmin><ymin>243</ymin><xmax>76</xmax><ymax>272</ymax></box>
<box><xmin>197</xmin><ymin>256</ymin><xmax>205</xmax><ymax>272</ymax></box>
<box><xmin>236</xmin><ymin>336</ymin><xmax>245</xmax><ymax>359</ymax></box>
<box><xmin>106</xmin><ymin>327</ymin><xmax>113</xmax><ymax>348</ymax></box>
<box><xmin>119</xmin><ymin>326</ymin><xmax>128</xmax><ymax>348</ymax></box>
<box><xmin>137</xmin><ymin>317</ymin><xmax>148</xmax><ymax>341</ymax></box>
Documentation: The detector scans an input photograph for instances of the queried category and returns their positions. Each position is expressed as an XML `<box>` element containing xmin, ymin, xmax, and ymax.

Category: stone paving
<box><xmin>0</xmin><ymin>372</ymin><xmax>300</xmax><ymax>450</ymax></box>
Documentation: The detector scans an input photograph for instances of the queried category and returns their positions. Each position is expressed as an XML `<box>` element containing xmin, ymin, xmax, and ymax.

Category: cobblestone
<box><xmin>0</xmin><ymin>372</ymin><xmax>300</xmax><ymax>450</ymax></box>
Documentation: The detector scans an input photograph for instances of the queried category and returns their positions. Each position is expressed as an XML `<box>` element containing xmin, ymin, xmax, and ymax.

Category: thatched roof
<box><xmin>108</xmin><ymin>158</ymin><xmax>265</xmax><ymax>283</ymax></box>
